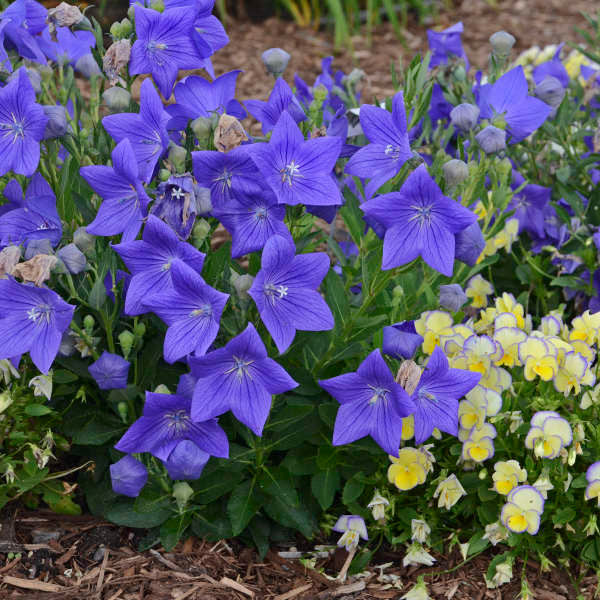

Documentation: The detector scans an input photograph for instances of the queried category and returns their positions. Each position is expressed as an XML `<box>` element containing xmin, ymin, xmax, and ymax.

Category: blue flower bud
<box><xmin>450</xmin><ymin>103</ymin><xmax>480</xmax><ymax>132</ymax></box>
<box><xmin>102</xmin><ymin>86</ymin><xmax>131</xmax><ymax>112</ymax></box>
<box><xmin>261</xmin><ymin>48</ymin><xmax>291</xmax><ymax>78</ymax></box>
<box><xmin>25</xmin><ymin>239</ymin><xmax>53</xmax><ymax>259</ymax></box>
<box><xmin>439</xmin><ymin>283</ymin><xmax>468</xmax><ymax>312</ymax></box>
<box><xmin>442</xmin><ymin>159</ymin><xmax>469</xmax><ymax>187</ymax></box>
<box><xmin>42</xmin><ymin>105</ymin><xmax>68</xmax><ymax>139</ymax></box>
<box><xmin>382</xmin><ymin>321</ymin><xmax>424</xmax><ymax>360</ymax></box>
<box><xmin>110</xmin><ymin>455</ymin><xmax>147</xmax><ymax>497</ymax></box>
<box><xmin>73</xmin><ymin>226</ymin><xmax>95</xmax><ymax>253</ymax></box>
<box><xmin>535</xmin><ymin>75</ymin><xmax>565</xmax><ymax>108</ymax></box>
<box><xmin>475</xmin><ymin>125</ymin><xmax>506</xmax><ymax>154</ymax></box>
<box><xmin>57</xmin><ymin>243</ymin><xmax>86</xmax><ymax>274</ymax></box>
<box><xmin>75</xmin><ymin>54</ymin><xmax>102</xmax><ymax>79</ymax></box>
<box><xmin>8</xmin><ymin>67</ymin><xmax>41</xmax><ymax>94</ymax></box>
<box><xmin>454</xmin><ymin>222</ymin><xmax>485</xmax><ymax>266</ymax></box>
<box><xmin>191</xmin><ymin>116</ymin><xmax>213</xmax><ymax>140</ymax></box>
<box><xmin>489</xmin><ymin>31</ymin><xmax>516</xmax><ymax>58</ymax></box>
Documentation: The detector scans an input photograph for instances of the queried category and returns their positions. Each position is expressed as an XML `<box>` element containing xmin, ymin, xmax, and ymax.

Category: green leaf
<box><xmin>311</xmin><ymin>469</ymin><xmax>340</xmax><ymax>510</ymax></box>
<box><xmin>195</xmin><ymin>469</ymin><xmax>244</xmax><ymax>504</ymax></box>
<box><xmin>134</xmin><ymin>484</ymin><xmax>172</xmax><ymax>514</ymax></box>
<box><xmin>160</xmin><ymin>514</ymin><xmax>191</xmax><ymax>552</ymax></box>
<box><xmin>249</xmin><ymin>516</ymin><xmax>271</xmax><ymax>559</ymax></box>
<box><xmin>263</xmin><ymin>496</ymin><xmax>317</xmax><ymax>539</ymax></box>
<box><xmin>342</xmin><ymin>475</ymin><xmax>365</xmax><ymax>505</ymax></box>
<box><xmin>324</xmin><ymin>269</ymin><xmax>349</xmax><ymax>331</ymax></box>
<box><xmin>552</xmin><ymin>507</ymin><xmax>576</xmax><ymax>525</ymax></box>
<box><xmin>191</xmin><ymin>507</ymin><xmax>232</xmax><ymax>541</ymax></box>
<box><xmin>106</xmin><ymin>500</ymin><xmax>172</xmax><ymax>528</ymax></box>
<box><xmin>340</xmin><ymin>187</ymin><xmax>365</xmax><ymax>246</ymax></box>
<box><xmin>25</xmin><ymin>404</ymin><xmax>52</xmax><ymax>416</ymax></box>
<box><xmin>550</xmin><ymin>275</ymin><xmax>584</xmax><ymax>288</ymax></box>
<box><xmin>486</xmin><ymin>551</ymin><xmax>512</xmax><ymax>582</ymax></box>
<box><xmin>258</xmin><ymin>468</ymin><xmax>299</xmax><ymax>507</ymax></box>
<box><xmin>48</xmin><ymin>495</ymin><xmax>82</xmax><ymax>515</ymax></box>
<box><xmin>466</xmin><ymin>531</ymin><xmax>489</xmax><ymax>556</ymax></box>
<box><xmin>63</xmin><ymin>410</ymin><xmax>125</xmax><ymax>446</ymax></box>
<box><xmin>228</xmin><ymin>479</ymin><xmax>263</xmax><ymax>536</ymax></box>
<box><xmin>88</xmin><ymin>276</ymin><xmax>107</xmax><ymax>309</ymax></box>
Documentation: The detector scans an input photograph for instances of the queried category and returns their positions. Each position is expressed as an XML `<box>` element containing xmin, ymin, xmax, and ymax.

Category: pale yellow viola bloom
<box><xmin>465</xmin><ymin>275</ymin><xmax>493</xmax><ymax>309</ymax></box>
<box><xmin>554</xmin><ymin>351</ymin><xmax>588</xmax><ymax>396</ymax></box>
<box><xmin>495</xmin><ymin>293</ymin><xmax>526</xmax><ymax>329</ymax></box>
<box><xmin>492</xmin><ymin>460</ymin><xmax>527</xmax><ymax>495</ymax></box>
<box><xmin>414</xmin><ymin>310</ymin><xmax>454</xmax><ymax>355</ymax></box>
<box><xmin>462</xmin><ymin>426</ymin><xmax>495</xmax><ymax>463</ymax></box>
<box><xmin>388</xmin><ymin>447</ymin><xmax>428</xmax><ymax>491</ymax></box>
<box><xmin>525</xmin><ymin>414</ymin><xmax>572</xmax><ymax>459</ymax></box>
<box><xmin>433</xmin><ymin>474</ymin><xmax>466</xmax><ymax>509</ymax></box>
<box><xmin>458</xmin><ymin>398</ymin><xmax>487</xmax><ymax>430</ymax></box>
<box><xmin>501</xmin><ymin>503</ymin><xmax>541</xmax><ymax>534</ymax></box>
<box><xmin>493</xmin><ymin>327</ymin><xmax>527</xmax><ymax>367</ymax></box>
<box><xmin>439</xmin><ymin>324</ymin><xmax>474</xmax><ymax>357</ymax></box>
<box><xmin>569</xmin><ymin>310</ymin><xmax>600</xmax><ymax>346</ymax></box>
<box><xmin>585</xmin><ymin>481</ymin><xmax>600</xmax><ymax>506</ymax></box>
<box><xmin>518</xmin><ymin>337</ymin><xmax>558</xmax><ymax>381</ymax></box>
<box><xmin>466</xmin><ymin>385</ymin><xmax>502</xmax><ymax>417</ymax></box>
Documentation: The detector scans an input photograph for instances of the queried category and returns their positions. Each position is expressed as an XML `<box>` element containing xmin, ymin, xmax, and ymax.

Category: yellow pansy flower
<box><xmin>501</xmin><ymin>502</ymin><xmax>541</xmax><ymax>534</ymax></box>
<box><xmin>554</xmin><ymin>351</ymin><xmax>588</xmax><ymax>396</ymax></box>
<box><xmin>388</xmin><ymin>447</ymin><xmax>428</xmax><ymax>491</ymax></box>
<box><xmin>493</xmin><ymin>326</ymin><xmax>527</xmax><ymax>367</ymax></box>
<box><xmin>518</xmin><ymin>337</ymin><xmax>558</xmax><ymax>381</ymax></box>
<box><xmin>462</xmin><ymin>426</ymin><xmax>495</xmax><ymax>463</ymax></box>
<box><xmin>414</xmin><ymin>310</ymin><xmax>454</xmax><ymax>355</ymax></box>
<box><xmin>466</xmin><ymin>385</ymin><xmax>502</xmax><ymax>417</ymax></box>
<box><xmin>495</xmin><ymin>293</ymin><xmax>526</xmax><ymax>329</ymax></box>
<box><xmin>465</xmin><ymin>275</ymin><xmax>493</xmax><ymax>309</ymax></box>
<box><xmin>570</xmin><ymin>310</ymin><xmax>600</xmax><ymax>346</ymax></box>
<box><xmin>525</xmin><ymin>412</ymin><xmax>572</xmax><ymax>459</ymax></box>
<box><xmin>492</xmin><ymin>460</ymin><xmax>527</xmax><ymax>495</ymax></box>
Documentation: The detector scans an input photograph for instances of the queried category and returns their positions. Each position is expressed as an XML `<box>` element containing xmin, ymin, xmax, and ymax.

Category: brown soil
<box><xmin>212</xmin><ymin>0</ymin><xmax>597</xmax><ymax>102</ymax></box>
<box><xmin>0</xmin><ymin>510</ymin><xmax>595</xmax><ymax>599</ymax></box>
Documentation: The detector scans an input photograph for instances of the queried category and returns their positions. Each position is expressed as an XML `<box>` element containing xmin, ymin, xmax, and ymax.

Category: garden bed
<box><xmin>0</xmin><ymin>510</ymin><xmax>593</xmax><ymax>599</ymax></box>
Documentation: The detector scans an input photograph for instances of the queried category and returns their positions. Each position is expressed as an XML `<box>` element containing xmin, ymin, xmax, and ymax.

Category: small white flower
<box><xmin>532</xmin><ymin>469</ymin><xmax>554</xmax><ymax>499</ymax></box>
<box><xmin>482</xmin><ymin>522</ymin><xmax>509</xmax><ymax>546</ymax></box>
<box><xmin>402</xmin><ymin>543</ymin><xmax>436</xmax><ymax>567</ymax></box>
<box><xmin>367</xmin><ymin>491</ymin><xmax>389</xmax><ymax>521</ymax></box>
<box><xmin>486</xmin><ymin>560</ymin><xmax>513</xmax><ymax>588</ymax></box>
<box><xmin>401</xmin><ymin>580</ymin><xmax>431</xmax><ymax>600</ymax></box>
<box><xmin>410</xmin><ymin>519</ymin><xmax>431</xmax><ymax>544</ymax></box>
<box><xmin>433</xmin><ymin>474</ymin><xmax>466</xmax><ymax>509</ymax></box>
<box><xmin>29</xmin><ymin>372</ymin><xmax>53</xmax><ymax>401</ymax></box>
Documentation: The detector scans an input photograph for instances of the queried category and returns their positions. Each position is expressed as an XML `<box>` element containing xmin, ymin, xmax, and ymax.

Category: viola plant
<box><xmin>0</xmin><ymin>0</ymin><xmax>600</xmax><ymax>591</ymax></box>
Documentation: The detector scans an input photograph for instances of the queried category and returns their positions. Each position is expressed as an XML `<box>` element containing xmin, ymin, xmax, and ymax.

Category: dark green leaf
<box><xmin>311</xmin><ymin>469</ymin><xmax>340</xmax><ymax>510</ymax></box>
<box><xmin>106</xmin><ymin>500</ymin><xmax>172</xmax><ymax>528</ymax></box>
<box><xmin>228</xmin><ymin>478</ymin><xmax>263</xmax><ymax>536</ymax></box>
<box><xmin>25</xmin><ymin>404</ymin><xmax>52</xmax><ymax>416</ymax></box>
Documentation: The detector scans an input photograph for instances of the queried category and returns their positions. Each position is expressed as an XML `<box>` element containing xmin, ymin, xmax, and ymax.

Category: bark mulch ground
<box><xmin>0</xmin><ymin>510</ymin><xmax>596</xmax><ymax>599</ymax></box>
<box><xmin>212</xmin><ymin>0</ymin><xmax>597</xmax><ymax>102</ymax></box>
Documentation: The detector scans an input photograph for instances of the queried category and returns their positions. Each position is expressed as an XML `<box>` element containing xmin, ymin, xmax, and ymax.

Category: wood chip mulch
<box><xmin>0</xmin><ymin>510</ymin><xmax>597</xmax><ymax>599</ymax></box>
<box><xmin>210</xmin><ymin>0</ymin><xmax>597</xmax><ymax>103</ymax></box>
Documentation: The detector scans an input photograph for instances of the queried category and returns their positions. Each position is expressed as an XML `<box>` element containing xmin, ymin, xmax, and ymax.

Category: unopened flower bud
<box><xmin>475</xmin><ymin>125</ymin><xmax>506</xmax><ymax>154</ymax></box>
<box><xmin>313</xmin><ymin>84</ymin><xmax>328</xmax><ymax>103</ymax></box>
<box><xmin>74</xmin><ymin>226</ymin><xmax>95</xmax><ymax>253</ymax></box>
<box><xmin>261</xmin><ymin>48</ymin><xmax>291</xmax><ymax>78</ymax></box>
<box><xmin>150</xmin><ymin>0</ymin><xmax>164</xmax><ymax>11</ymax></box>
<box><xmin>168</xmin><ymin>144</ymin><xmax>187</xmax><ymax>173</ymax></box>
<box><xmin>110</xmin><ymin>18</ymin><xmax>133</xmax><ymax>40</ymax></box>
<box><xmin>4</xmin><ymin>464</ymin><xmax>15</xmax><ymax>484</ymax></box>
<box><xmin>42</xmin><ymin>105</ymin><xmax>68</xmax><ymax>139</ymax></box>
<box><xmin>192</xmin><ymin>219</ymin><xmax>211</xmax><ymax>247</ymax></box>
<box><xmin>367</xmin><ymin>491</ymin><xmax>390</xmax><ymax>522</ymax></box>
<box><xmin>191</xmin><ymin>116</ymin><xmax>213</xmax><ymax>141</ymax></box>
<box><xmin>158</xmin><ymin>168</ymin><xmax>171</xmax><ymax>182</ymax></box>
<box><xmin>154</xmin><ymin>384</ymin><xmax>171</xmax><ymax>395</ymax></box>
<box><xmin>57</xmin><ymin>243</ymin><xmax>86</xmax><ymax>274</ymax></box>
<box><xmin>118</xmin><ymin>331</ymin><xmax>135</xmax><ymax>359</ymax></box>
<box><xmin>450</xmin><ymin>103</ymin><xmax>480</xmax><ymax>132</ymax></box>
<box><xmin>172</xmin><ymin>481</ymin><xmax>193</xmax><ymax>509</ymax></box>
<box><xmin>117</xmin><ymin>401</ymin><xmax>128</xmax><ymax>423</ymax></box>
<box><xmin>134</xmin><ymin>322</ymin><xmax>146</xmax><ymax>338</ymax></box>
<box><xmin>489</xmin><ymin>31</ymin><xmax>516</xmax><ymax>59</ymax></box>
<box><xmin>439</xmin><ymin>283</ymin><xmax>467</xmax><ymax>312</ymax></box>
<box><xmin>9</xmin><ymin>67</ymin><xmax>41</xmax><ymax>93</ymax></box>
<box><xmin>442</xmin><ymin>158</ymin><xmax>469</xmax><ymax>188</ymax></box>
<box><xmin>102</xmin><ymin>86</ymin><xmax>131</xmax><ymax>112</ymax></box>
<box><xmin>83</xmin><ymin>315</ymin><xmax>95</xmax><ymax>332</ymax></box>
<box><xmin>567</xmin><ymin>446</ymin><xmax>576</xmax><ymax>466</ymax></box>
<box><xmin>410</xmin><ymin>519</ymin><xmax>431</xmax><ymax>544</ymax></box>
<box><xmin>231</xmin><ymin>271</ymin><xmax>254</xmax><ymax>299</ymax></box>
<box><xmin>75</xmin><ymin>54</ymin><xmax>102</xmax><ymax>79</ymax></box>
<box><xmin>535</xmin><ymin>76</ymin><xmax>565</xmax><ymax>108</ymax></box>
<box><xmin>29</xmin><ymin>373</ymin><xmax>53</xmax><ymax>401</ymax></box>
<box><xmin>343</xmin><ymin>68</ymin><xmax>365</xmax><ymax>88</ymax></box>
